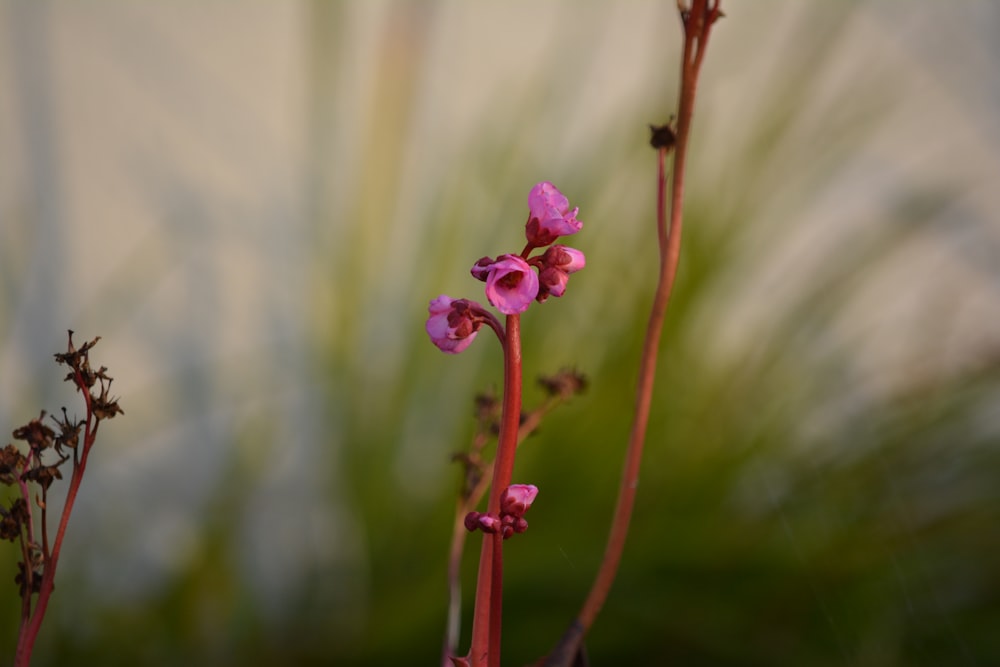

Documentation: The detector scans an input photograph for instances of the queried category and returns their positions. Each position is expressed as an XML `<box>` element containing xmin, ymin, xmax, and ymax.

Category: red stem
<box><xmin>487</xmin><ymin>529</ymin><xmax>504</xmax><ymax>667</ymax></box>
<box><xmin>467</xmin><ymin>314</ymin><xmax>522</xmax><ymax>667</ymax></box>
<box><xmin>542</xmin><ymin>3</ymin><xmax>721</xmax><ymax>665</ymax></box>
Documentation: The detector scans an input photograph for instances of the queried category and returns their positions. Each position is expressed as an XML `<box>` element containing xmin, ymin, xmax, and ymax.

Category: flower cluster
<box><xmin>426</xmin><ymin>182</ymin><xmax>585</xmax><ymax>352</ymax></box>
<box><xmin>464</xmin><ymin>484</ymin><xmax>538</xmax><ymax>540</ymax></box>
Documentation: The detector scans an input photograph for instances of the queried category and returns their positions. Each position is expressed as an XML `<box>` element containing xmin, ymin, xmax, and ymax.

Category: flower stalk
<box><xmin>543</xmin><ymin>2</ymin><xmax>722</xmax><ymax>665</ymax></box>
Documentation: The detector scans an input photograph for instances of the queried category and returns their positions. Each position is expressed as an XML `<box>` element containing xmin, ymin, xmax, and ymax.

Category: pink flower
<box><xmin>525</xmin><ymin>182</ymin><xmax>582</xmax><ymax>247</ymax></box>
<box><xmin>482</xmin><ymin>254</ymin><xmax>539</xmax><ymax>315</ymax></box>
<box><xmin>500</xmin><ymin>484</ymin><xmax>539</xmax><ymax>518</ymax></box>
<box><xmin>426</xmin><ymin>295</ymin><xmax>484</xmax><ymax>354</ymax></box>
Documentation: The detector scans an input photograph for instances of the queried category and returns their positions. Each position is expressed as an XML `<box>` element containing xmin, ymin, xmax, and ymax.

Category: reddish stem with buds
<box><xmin>467</xmin><ymin>314</ymin><xmax>523</xmax><ymax>667</ymax></box>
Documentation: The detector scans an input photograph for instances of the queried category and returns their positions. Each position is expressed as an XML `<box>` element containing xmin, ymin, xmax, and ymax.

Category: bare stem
<box><xmin>542</xmin><ymin>2</ymin><xmax>722</xmax><ymax>665</ymax></box>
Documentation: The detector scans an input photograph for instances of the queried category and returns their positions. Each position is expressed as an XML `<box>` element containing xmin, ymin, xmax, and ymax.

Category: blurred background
<box><xmin>1</xmin><ymin>1</ymin><xmax>999</xmax><ymax>665</ymax></box>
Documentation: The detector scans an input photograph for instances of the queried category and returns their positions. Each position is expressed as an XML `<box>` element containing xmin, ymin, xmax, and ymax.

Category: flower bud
<box><xmin>536</xmin><ymin>267</ymin><xmax>569</xmax><ymax>302</ymax></box>
<box><xmin>464</xmin><ymin>511</ymin><xmax>482</xmax><ymax>532</ymax></box>
<box><xmin>500</xmin><ymin>484</ymin><xmax>539</xmax><ymax>518</ymax></box>
<box><xmin>477</xmin><ymin>514</ymin><xmax>501</xmax><ymax>533</ymax></box>
<box><xmin>542</xmin><ymin>245</ymin><xmax>586</xmax><ymax>273</ymax></box>
<box><xmin>525</xmin><ymin>182</ymin><xmax>582</xmax><ymax>247</ymax></box>
<box><xmin>426</xmin><ymin>296</ymin><xmax>485</xmax><ymax>354</ymax></box>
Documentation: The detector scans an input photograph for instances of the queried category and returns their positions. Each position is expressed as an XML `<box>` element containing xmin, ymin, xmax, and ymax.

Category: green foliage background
<box><xmin>1</xmin><ymin>2</ymin><xmax>998</xmax><ymax>665</ymax></box>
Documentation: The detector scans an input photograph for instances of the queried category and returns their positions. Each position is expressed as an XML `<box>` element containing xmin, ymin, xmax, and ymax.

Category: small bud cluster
<box><xmin>465</xmin><ymin>484</ymin><xmax>539</xmax><ymax>540</ymax></box>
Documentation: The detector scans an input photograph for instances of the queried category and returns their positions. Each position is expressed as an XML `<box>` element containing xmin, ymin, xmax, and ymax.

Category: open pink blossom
<box><xmin>482</xmin><ymin>254</ymin><xmax>539</xmax><ymax>315</ymax></box>
<box><xmin>500</xmin><ymin>484</ymin><xmax>539</xmax><ymax>518</ymax></box>
<box><xmin>426</xmin><ymin>295</ymin><xmax>483</xmax><ymax>354</ymax></box>
<box><xmin>525</xmin><ymin>181</ymin><xmax>582</xmax><ymax>247</ymax></box>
